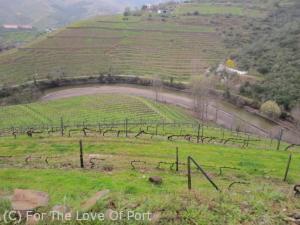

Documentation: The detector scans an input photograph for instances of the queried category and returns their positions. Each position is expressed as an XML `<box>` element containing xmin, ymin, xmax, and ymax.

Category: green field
<box><xmin>0</xmin><ymin>94</ymin><xmax>195</xmax><ymax>128</ymax></box>
<box><xmin>0</xmin><ymin>133</ymin><xmax>299</xmax><ymax>224</ymax></box>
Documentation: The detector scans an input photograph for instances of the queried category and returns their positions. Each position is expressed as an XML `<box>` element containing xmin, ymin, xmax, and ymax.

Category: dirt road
<box><xmin>41</xmin><ymin>85</ymin><xmax>299</xmax><ymax>144</ymax></box>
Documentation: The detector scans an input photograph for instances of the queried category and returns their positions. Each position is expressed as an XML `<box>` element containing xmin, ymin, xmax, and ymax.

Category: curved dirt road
<box><xmin>41</xmin><ymin>85</ymin><xmax>298</xmax><ymax>144</ymax></box>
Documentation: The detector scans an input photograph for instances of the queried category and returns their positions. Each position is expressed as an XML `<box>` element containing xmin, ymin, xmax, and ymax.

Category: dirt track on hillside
<box><xmin>41</xmin><ymin>85</ymin><xmax>299</xmax><ymax>144</ymax></box>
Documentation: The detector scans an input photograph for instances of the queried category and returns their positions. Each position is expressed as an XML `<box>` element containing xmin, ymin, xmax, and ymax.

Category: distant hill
<box><xmin>0</xmin><ymin>0</ymin><xmax>269</xmax><ymax>85</ymax></box>
<box><xmin>0</xmin><ymin>0</ymin><xmax>169</xmax><ymax>29</ymax></box>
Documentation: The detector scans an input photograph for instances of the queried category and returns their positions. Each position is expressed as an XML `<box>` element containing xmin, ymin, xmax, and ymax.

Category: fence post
<box><xmin>125</xmin><ymin>118</ymin><xmax>128</xmax><ymax>137</ymax></box>
<box><xmin>201</xmin><ymin>125</ymin><xmax>204</xmax><ymax>143</ymax></box>
<box><xmin>277</xmin><ymin>128</ymin><xmax>283</xmax><ymax>150</ymax></box>
<box><xmin>187</xmin><ymin>157</ymin><xmax>192</xmax><ymax>190</ymax></box>
<box><xmin>197</xmin><ymin>124</ymin><xmax>200</xmax><ymax>143</ymax></box>
<box><xmin>176</xmin><ymin>147</ymin><xmax>179</xmax><ymax>172</ymax></box>
<box><xmin>283</xmin><ymin>154</ymin><xmax>292</xmax><ymax>182</ymax></box>
<box><xmin>60</xmin><ymin>117</ymin><xmax>64</xmax><ymax>136</ymax></box>
<box><xmin>79</xmin><ymin>140</ymin><xmax>84</xmax><ymax>168</ymax></box>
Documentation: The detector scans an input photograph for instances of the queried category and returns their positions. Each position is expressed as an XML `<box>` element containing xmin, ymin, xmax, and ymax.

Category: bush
<box><xmin>260</xmin><ymin>100</ymin><xmax>281</xmax><ymax>119</ymax></box>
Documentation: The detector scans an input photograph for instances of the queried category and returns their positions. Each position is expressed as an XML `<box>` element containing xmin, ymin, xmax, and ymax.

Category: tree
<box><xmin>291</xmin><ymin>103</ymin><xmax>300</xmax><ymax>129</ymax></box>
<box><xmin>260</xmin><ymin>100</ymin><xmax>281</xmax><ymax>119</ymax></box>
<box><xmin>123</xmin><ymin>7</ymin><xmax>131</xmax><ymax>17</ymax></box>
<box><xmin>141</xmin><ymin>5</ymin><xmax>148</xmax><ymax>11</ymax></box>
<box><xmin>190</xmin><ymin>75</ymin><xmax>212</xmax><ymax>120</ymax></box>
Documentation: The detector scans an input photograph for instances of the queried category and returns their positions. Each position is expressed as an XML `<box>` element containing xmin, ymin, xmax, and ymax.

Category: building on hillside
<box><xmin>3</xmin><ymin>24</ymin><xmax>33</xmax><ymax>30</ymax></box>
<box><xmin>3</xmin><ymin>24</ymin><xmax>19</xmax><ymax>29</ymax></box>
<box><xmin>216</xmin><ymin>64</ymin><xmax>248</xmax><ymax>76</ymax></box>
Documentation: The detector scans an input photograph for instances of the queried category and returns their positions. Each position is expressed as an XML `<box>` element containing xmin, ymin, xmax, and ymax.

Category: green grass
<box><xmin>0</xmin><ymin>94</ymin><xmax>195</xmax><ymax>128</ymax></box>
<box><xmin>0</xmin><ymin>135</ymin><xmax>299</xmax><ymax>224</ymax></box>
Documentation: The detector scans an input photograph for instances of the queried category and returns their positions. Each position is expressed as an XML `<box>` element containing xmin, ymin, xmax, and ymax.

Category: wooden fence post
<box><xmin>277</xmin><ymin>128</ymin><xmax>283</xmax><ymax>150</ymax></box>
<box><xmin>79</xmin><ymin>140</ymin><xmax>84</xmax><ymax>168</ymax></box>
<box><xmin>176</xmin><ymin>147</ymin><xmax>179</xmax><ymax>172</ymax></box>
<box><xmin>187</xmin><ymin>157</ymin><xmax>192</xmax><ymax>190</ymax></box>
<box><xmin>283</xmin><ymin>154</ymin><xmax>292</xmax><ymax>182</ymax></box>
<box><xmin>60</xmin><ymin>117</ymin><xmax>64</xmax><ymax>136</ymax></box>
<box><xmin>197</xmin><ymin>124</ymin><xmax>201</xmax><ymax>143</ymax></box>
<box><xmin>125</xmin><ymin>118</ymin><xmax>128</xmax><ymax>137</ymax></box>
<box><xmin>187</xmin><ymin>156</ymin><xmax>220</xmax><ymax>191</ymax></box>
<box><xmin>201</xmin><ymin>125</ymin><xmax>204</xmax><ymax>143</ymax></box>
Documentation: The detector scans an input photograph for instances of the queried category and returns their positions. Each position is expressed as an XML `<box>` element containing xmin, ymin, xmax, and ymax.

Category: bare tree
<box><xmin>190</xmin><ymin>75</ymin><xmax>212</xmax><ymax>120</ymax></box>
<box><xmin>152</xmin><ymin>77</ymin><xmax>163</xmax><ymax>102</ymax></box>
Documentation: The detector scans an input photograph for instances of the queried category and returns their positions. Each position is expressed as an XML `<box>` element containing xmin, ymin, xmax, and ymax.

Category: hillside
<box><xmin>226</xmin><ymin>0</ymin><xmax>300</xmax><ymax>109</ymax></box>
<box><xmin>0</xmin><ymin>121</ymin><xmax>300</xmax><ymax>224</ymax></box>
<box><xmin>0</xmin><ymin>0</ymin><xmax>170</xmax><ymax>29</ymax></box>
<box><xmin>0</xmin><ymin>1</ymin><xmax>267</xmax><ymax>85</ymax></box>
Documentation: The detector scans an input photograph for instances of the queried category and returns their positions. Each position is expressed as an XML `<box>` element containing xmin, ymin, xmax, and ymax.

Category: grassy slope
<box><xmin>0</xmin><ymin>135</ymin><xmax>299</xmax><ymax>224</ymax></box>
<box><xmin>0</xmin><ymin>1</ymin><xmax>268</xmax><ymax>85</ymax></box>
<box><xmin>0</xmin><ymin>94</ymin><xmax>195</xmax><ymax>128</ymax></box>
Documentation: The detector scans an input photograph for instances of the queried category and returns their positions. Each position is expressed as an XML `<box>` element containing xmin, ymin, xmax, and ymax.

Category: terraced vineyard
<box><xmin>0</xmin><ymin>2</ymin><xmax>249</xmax><ymax>85</ymax></box>
<box><xmin>174</xmin><ymin>3</ymin><xmax>265</xmax><ymax>17</ymax></box>
<box><xmin>0</xmin><ymin>94</ymin><xmax>195</xmax><ymax>128</ymax></box>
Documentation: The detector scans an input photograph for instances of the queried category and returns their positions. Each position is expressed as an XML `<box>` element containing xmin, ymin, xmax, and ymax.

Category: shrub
<box><xmin>260</xmin><ymin>100</ymin><xmax>281</xmax><ymax>119</ymax></box>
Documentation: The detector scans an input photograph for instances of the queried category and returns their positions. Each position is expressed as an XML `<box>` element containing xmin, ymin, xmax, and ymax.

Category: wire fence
<box><xmin>0</xmin><ymin>118</ymin><xmax>297</xmax><ymax>151</ymax></box>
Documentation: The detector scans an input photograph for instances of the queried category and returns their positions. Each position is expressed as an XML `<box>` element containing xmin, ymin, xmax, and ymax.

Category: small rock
<box><xmin>150</xmin><ymin>212</ymin><xmax>161</xmax><ymax>223</ymax></box>
<box><xmin>52</xmin><ymin>205</ymin><xmax>71</xmax><ymax>214</ymax></box>
<box><xmin>105</xmin><ymin>209</ymin><xmax>115</xmax><ymax>220</ymax></box>
<box><xmin>12</xmin><ymin>189</ymin><xmax>49</xmax><ymax>211</ymax></box>
<box><xmin>26</xmin><ymin>216</ymin><xmax>40</xmax><ymax>225</ymax></box>
<box><xmin>289</xmin><ymin>212</ymin><xmax>300</xmax><ymax>220</ymax></box>
<box><xmin>149</xmin><ymin>176</ymin><xmax>162</xmax><ymax>185</ymax></box>
<box><xmin>126</xmin><ymin>202</ymin><xmax>140</xmax><ymax>209</ymax></box>
<box><xmin>81</xmin><ymin>190</ymin><xmax>110</xmax><ymax>211</ymax></box>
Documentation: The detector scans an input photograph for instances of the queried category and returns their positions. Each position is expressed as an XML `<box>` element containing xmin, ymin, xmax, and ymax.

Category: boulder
<box><xmin>81</xmin><ymin>190</ymin><xmax>110</xmax><ymax>211</ymax></box>
<box><xmin>149</xmin><ymin>177</ymin><xmax>162</xmax><ymax>185</ymax></box>
<box><xmin>12</xmin><ymin>189</ymin><xmax>49</xmax><ymax>211</ymax></box>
